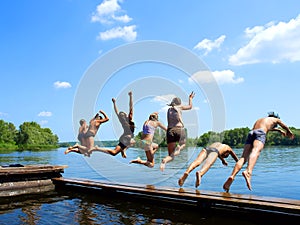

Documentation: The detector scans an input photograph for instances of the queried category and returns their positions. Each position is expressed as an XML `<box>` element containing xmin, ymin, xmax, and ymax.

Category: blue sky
<box><xmin>1</xmin><ymin>0</ymin><xmax>300</xmax><ymax>142</ymax></box>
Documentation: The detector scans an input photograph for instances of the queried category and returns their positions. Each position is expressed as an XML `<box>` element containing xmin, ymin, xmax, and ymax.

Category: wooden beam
<box><xmin>52</xmin><ymin>177</ymin><xmax>300</xmax><ymax>217</ymax></box>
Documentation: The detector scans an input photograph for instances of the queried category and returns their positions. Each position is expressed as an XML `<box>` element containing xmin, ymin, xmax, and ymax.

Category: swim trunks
<box><xmin>245</xmin><ymin>129</ymin><xmax>266</xmax><ymax>145</ymax></box>
<box><xmin>85</xmin><ymin>130</ymin><xmax>95</xmax><ymax>138</ymax></box>
<box><xmin>118</xmin><ymin>135</ymin><xmax>134</xmax><ymax>150</ymax></box>
<box><xmin>166</xmin><ymin>127</ymin><xmax>186</xmax><ymax>144</ymax></box>
<box><xmin>141</xmin><ymin>139</ymin><xmax>152</xmax><ymax>146</ymax></box>
<box><xmin>204</xmin><ymin>147</ymin><xmax>219</xmax><ymax>154</ymax></box>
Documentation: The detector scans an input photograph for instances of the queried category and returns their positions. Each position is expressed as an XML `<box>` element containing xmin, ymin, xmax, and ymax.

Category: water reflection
<box><xmin>0</xmin><ymin>146</ymin><xmax>300</xmax><ymax>200</ymax></box>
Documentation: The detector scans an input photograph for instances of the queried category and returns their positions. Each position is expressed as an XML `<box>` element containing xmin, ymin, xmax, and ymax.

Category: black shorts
<box><xmin>118</xmin><ymin>135</ymin><xmax>132</xmax><ymax>150</ymax></box>
<box><xmin>166</xmin><ymin>127</ymin><xmax>186</xmax><ymax>144</ymax></box>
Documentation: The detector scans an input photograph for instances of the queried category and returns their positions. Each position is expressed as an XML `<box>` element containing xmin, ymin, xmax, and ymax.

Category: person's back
<box><xmin>88</xmin><ymin>116</ymin><xmax>101</xmax><ymax>135</ymax></box>
<box><xmin>142</xmin><ymin>120</ymin><xmax>156</xmax><ymax>138</ymax></box>
<box><xmin>252</xmin><ymin>117</ymin><xmax>279</xmax><ymax>133</ymax></box>
<box><xmin>167</xmin><ymin>107</ymin><xmax>183</xmax><ymax>128</ymax></box>
<box><xmin>78</xmin><ymin>119</ymin><xmax>88</xmax><ymax>145</ymax></box>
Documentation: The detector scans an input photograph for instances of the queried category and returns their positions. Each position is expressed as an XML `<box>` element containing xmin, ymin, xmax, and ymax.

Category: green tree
<box><xmin>16</xmin><ymin>121</ymin><xmax>58</xmax><ymax>148</ymax></box>
<box><xmin>0</xmin><ymin>119</ymin><xmax>17</xmax><ymax>145</ymax></box>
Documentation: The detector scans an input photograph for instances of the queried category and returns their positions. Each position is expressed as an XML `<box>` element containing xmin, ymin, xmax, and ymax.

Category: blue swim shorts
<box><xmin>245</xmin><ymin>129</ymin><xmax>266</xmax><ymax>145</ymax></box>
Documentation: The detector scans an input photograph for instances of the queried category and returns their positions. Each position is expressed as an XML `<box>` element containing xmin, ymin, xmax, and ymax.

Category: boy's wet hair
<box><xmin>268</xmin><ymin>111</ymin><xmax>280</xmax><ymax>119</ymax></box>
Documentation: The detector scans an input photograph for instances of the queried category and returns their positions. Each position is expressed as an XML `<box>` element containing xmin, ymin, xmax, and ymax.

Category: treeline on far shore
<box><xmin>0</xmin><ymin>120</ymin><xmax>59</xmax><ymax>151</ymax></box>
<box><xmin>1</xmin><ymin>118</ymin><xmax>300</xmax><ymax>151</ymax></box>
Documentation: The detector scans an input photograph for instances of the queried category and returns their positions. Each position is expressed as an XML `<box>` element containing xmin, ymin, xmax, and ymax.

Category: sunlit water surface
<box><xmin>0</xmin><ymin>146</ymin><xmax>299</xmax><ymax>224</ymax></box>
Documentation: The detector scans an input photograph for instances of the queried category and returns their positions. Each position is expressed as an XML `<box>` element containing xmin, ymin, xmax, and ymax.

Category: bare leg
<box><xmin>160</xmin><ymin>155</ymin><xmax>173</xmax><ymax>171</ymax></box>
<box><xmin>65</xmin><ymin>147</ymin><xmax>80</xmax><ymax>154</ymax></box>
<box><xmin>121</xmin><ymin>149</ymin><xmax>127</xmax><ymax>158</ymax></box>
<box><xmin>223</xmin><ymin>144</ymin><xmax>252</xmax><ymax>192</ymax></box>
<box><xmin>195</xmin><ymin>152</ymin><xmax>218</xmax><ymax>188</ymax></box>
<box><xmin>242</xmin><ymin>140</ymin><xmax>264</xmax><ymax>191</ymax></box>
<box><xmin>130</xmin><ymin>157</ymin><xmax>154</xmax><ymax>168</ymax></box>
<box><xmin>178</xmin><ymin>149</ymin><xmax>206</xmax><ymax>186</ymax></box>
<box><xmin>65</xmin><ymin>144</ymin><xmax>89</xmax><ymax>156</ymax></box>
<box><xmin>160</xmin><ymin>142</ymin><xmax>177</xmax><ymax>171</ymax></box>
<box><xmin>242</xmin><ymin>170</ymin><xmax>252</xmax><ymax>191</ymax></box>
<box><xmin>130</xmin><ymin>157</ymin><xmax>143</xmax><ymax>164</ymax></box>
<box><xmin>178</xmin><ymin>172</ymin><xmax>189</xmax><ymax>186</ymax></box>
<box><xmin>195</xmin><ymin>171</ymin><xmax>202</xmax><ymax>188</ymax></box>
<box><xmin>174</xmin><ymin>143</ymin><xmax>186</xmax><ymax>156</ymax></box>
<box><xmin>90</xmin><ymin>145</ymin><xmax>123</xmax><ymax>157</ymax></box>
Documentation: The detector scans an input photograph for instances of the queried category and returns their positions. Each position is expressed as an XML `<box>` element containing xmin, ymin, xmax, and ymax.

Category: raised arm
<box><xmin>128</xmin><ymin>91</ymin><xmax>133</xmax><ymax>121</ymax></box>
<box><xmin>99</xmin><ymin>110</ymin><xmax>109</xmax><ymax>123</ymax></box>
<box><xmin>112</xmin><ymin>98</ymin><xmax>119</xmax><ymax>116</ymax></box>
<box><xmin>181</xmin><ymin>91</ymin><xmax>195</xmax><ymax>110</ymax></box>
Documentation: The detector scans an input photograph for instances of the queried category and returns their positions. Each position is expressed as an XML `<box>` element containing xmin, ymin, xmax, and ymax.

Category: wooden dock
<box><xmin>0</xmin><ymin>164</ymin><xmax>67</xmax><ymax>197</ymax></box>
<box><xmin>52</xmin><ymin>177</ymin><xmax>300</xmax><ymax>223</ymax></box>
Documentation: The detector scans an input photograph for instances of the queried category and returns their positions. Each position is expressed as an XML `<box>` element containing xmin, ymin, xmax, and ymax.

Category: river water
<box><xmin>0</xmin><ymin>146</ymin><xmax>299</xmax><ymax>224</ymax></box>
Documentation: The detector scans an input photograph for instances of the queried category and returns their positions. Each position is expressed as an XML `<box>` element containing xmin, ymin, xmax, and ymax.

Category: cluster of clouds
<box><xmin>193</xmin><ymin>14</ymin><xmax>300</xmax><ymax>85</ymax></box>
<box><xmin>194</xmin><ymin>14</ymin><xmax>300</xmax><ymax>66</ymax></box>
<box><xmin>37</xmin><ymin>111</ymin><xmax>53</xmax><ymax>126</ymax></box>
<box><xmin>91</xmin><ymin>0</ymin><xmax>137</xmax><ymax>42</ymax></box>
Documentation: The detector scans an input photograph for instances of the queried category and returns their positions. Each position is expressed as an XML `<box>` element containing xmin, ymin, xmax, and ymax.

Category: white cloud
<box><xmin>91</xmin><ymin>0</ymin><xmax>137</xmax><ymax>42</ymax></box>
<box><xmin>194</xmin><ymin>35</ymin><xmax>226</xmax><ymax>55</ymax></box>
<box><xmin>0</xmin><ymin>112</ymin><xmax>8</xmax><ymax>117</ymax></box>
<box><xmin>38</xmin><ymin>111</ymin><xmax>52</xmax><ymax>117</ymax></box>
<box><xmin>39</xmin><ymin>120</ymin><xmax>48</xmax><ymax>126</ymax></box>
<box><xmin>97</xmin><ymin>25</ymin><xmax>137</xmax><ymax>42</ymax></box>
<box><xmin>54</xmin><ymin>81</ymin><xmax>71</xmax><ymax>89</ymax></box>
<box><xmin>189</xmin><ymin>70</ymin><xmax>243</xmax><ymax>85</ymax></box>
<box><xmin>91</xmin><ymin>0</ymin><xmax>132</xmax><ymax>24</ymax></box>
<box><xmin>229</xmin><ymin>14</ymin><xmax>300</xmax><ymax>65</ymax></box>
<box><xmin>212</xmin><ymin>70</ymin><xmax>244</xmax><ymax>84</ymax></box>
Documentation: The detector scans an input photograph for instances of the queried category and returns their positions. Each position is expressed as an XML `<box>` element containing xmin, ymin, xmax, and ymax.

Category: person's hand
<box><xmin>112</xmin><ymin>98</ymin><xmax>116</xmax><ymax>103</ymax></box>
<box><xmin>128</xmin><ymin>91</ymin><xmax>132</xmax><ymax>96</ymax></box>
<box><xmin>222</xmin><ymin>160</ymin><xmax>228</xmax><ymax>166</ymax></box>
<box><xmin>189</xmin><ymin>91</ymin><xmax>195</xmax><ymax>99</ymax></box>
<box><xmin>287</xmin><ymin>132</ymin><xmax>295</xmax><ymax>140</ymax></box>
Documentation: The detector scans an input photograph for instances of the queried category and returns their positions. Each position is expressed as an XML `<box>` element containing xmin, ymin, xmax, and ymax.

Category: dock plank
<box><xmin>52</xmin><ymin>177</ymin><xmax>300</xmax><ymax>216</ymax></box>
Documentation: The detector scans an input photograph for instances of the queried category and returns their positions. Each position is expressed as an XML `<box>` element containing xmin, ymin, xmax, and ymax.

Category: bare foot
<box><xmin>174</xmin><ymin>145</ymin><xmax>181</xmax><ymax>156</ymax></box>
<box><xmin>121</xmin><ymin>150</ymin><xmax>127</xmax><ymax>158</ymax></box>
<box><xmin>130</xmin><ymin>157</ymin><xmax>141</xmax><ymax>164</ymax></box>
<box><xmin>223</xmin><ymin>176</ymin><xmax>234</xmax><ymax>192</ymax></box>
<box><xmin>242</xmin><ymin>170</ymin><xmax>252</xmax><ymax>191</ymax></box>
<box><xmin>160</xmin><ymin>162</ymin><xmax>166</xmax><ymax>172</ymax></box>
<box><xmin>64</xmin><ymin>149</ymin><xmax>71</xmax><ymax>154</ymax></box>
<box><xmin>178</xmin><ymin>172</ymin><xmax>189</xmax><ymax>186</ymax></box>
<box><xmin>195</xmin><ymin>171</ymin><xmax>202</xmax><ymax>188</ymax></box>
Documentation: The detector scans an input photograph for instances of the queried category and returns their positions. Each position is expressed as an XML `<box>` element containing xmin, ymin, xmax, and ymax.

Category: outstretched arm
<box><xmin>112</xmin><ymin>98</ymin><xmax>119</xmax><ymax>116</ymax></box>
<box><xmin>218</xmin><ymin>155</ymin><xmax>228</xmax><ymax>166</ymax></box>
<box><xmin>181</xmin><ymin>91</ymin><xmax>195</xmax><ymax>110</ymax></box>
<box><xmin>128</xmin><ymin>91</ymin><xmax>133</xmax><ymax>121</ymax></box>
<box><xmin>271</xmin><ymin>127</ymin><xmax>286</xmax><ymax>135</ymax></box>
<box><xmin>157</xmin><ymin>121</ymin><xmax>167</xmax><ymax>131</ymax></box>
<box><xmin>230</xmin><ymin>149</ymin><xmax>239</xmax><ymax>162</ymax></box>
<box><xmin>277</xmin><ymin>120</ymin><xmax>294</xmax><ymax>139</ymax></box>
